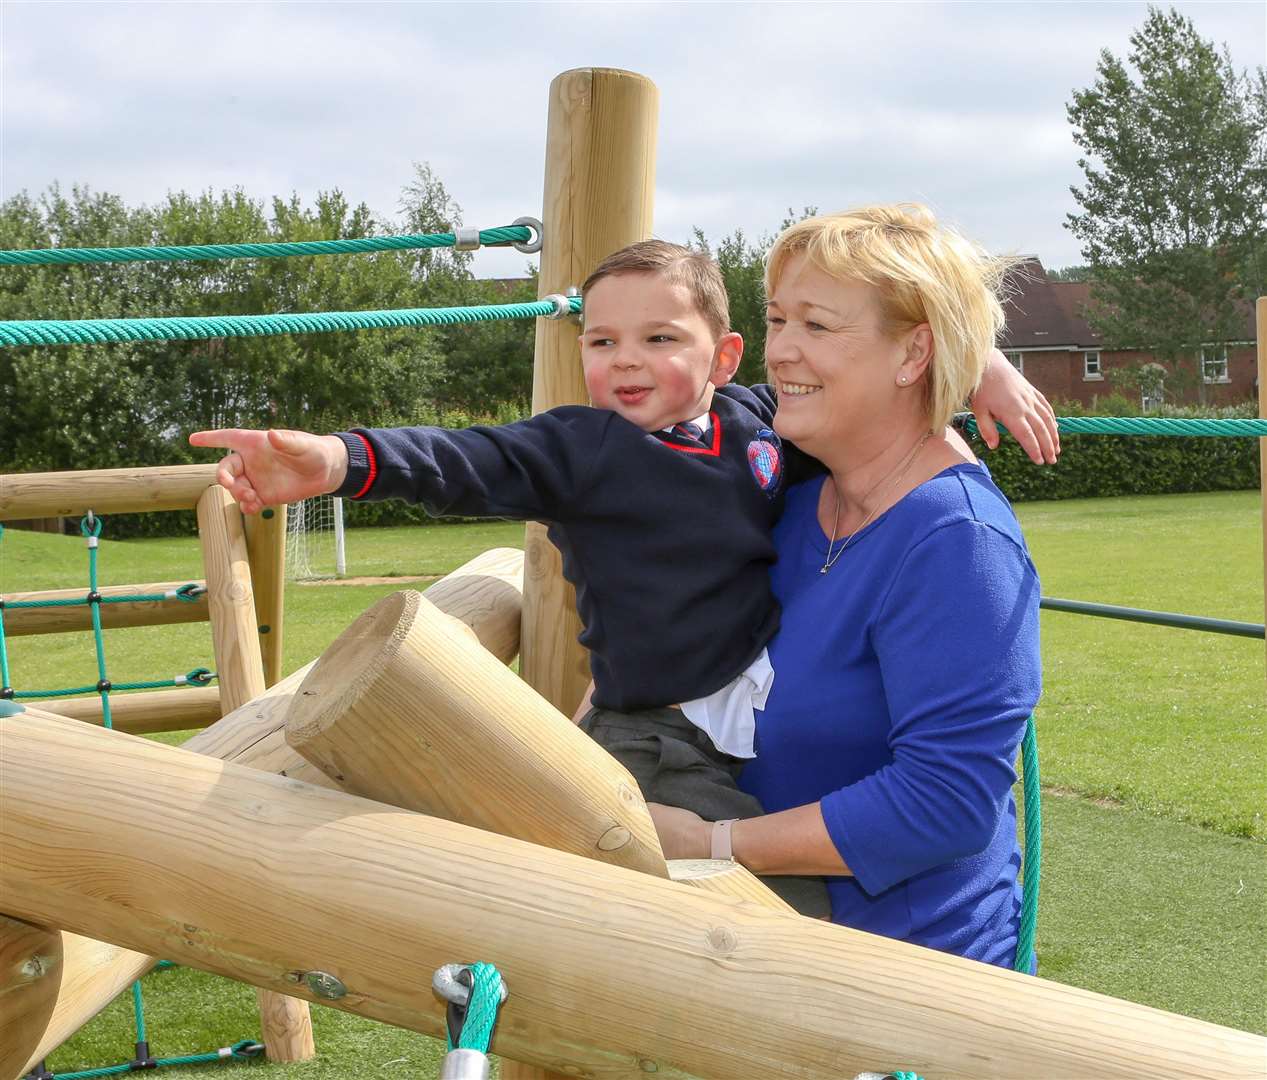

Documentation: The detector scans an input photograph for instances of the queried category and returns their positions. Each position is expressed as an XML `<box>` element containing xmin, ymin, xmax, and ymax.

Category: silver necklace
<box><xmin>820</xmin><ymin>431</ymin><xmax>933</xmax><ymax>574</ymax></box>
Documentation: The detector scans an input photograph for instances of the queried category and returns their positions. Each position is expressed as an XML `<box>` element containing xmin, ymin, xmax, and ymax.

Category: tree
<box><xmin>1066</xmin><ymin>6</ymin><xmax>1266</xmax><ymax>400</ymax></box>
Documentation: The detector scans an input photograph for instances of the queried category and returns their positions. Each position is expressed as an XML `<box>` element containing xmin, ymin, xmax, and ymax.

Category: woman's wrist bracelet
<box><xmin>710</xmin><ymin>818</ymin><xmax>739</xmax><ymax>861</ymax></box>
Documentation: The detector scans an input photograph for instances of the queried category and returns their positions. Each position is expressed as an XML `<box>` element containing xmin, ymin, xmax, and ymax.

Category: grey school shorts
<box><xmin>579</xmin><ymin>704</ymin><xmax>832</xmax><ymax>919</ymax></box>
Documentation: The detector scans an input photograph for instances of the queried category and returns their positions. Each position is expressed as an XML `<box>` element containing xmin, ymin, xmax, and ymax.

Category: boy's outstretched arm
<box><xmin>969</xmin><ymin>350</ymin><xmax>1061</xmax><ymax>465</ymax></box>
<box><xmin>188</xmin><ymin>428</ymin><xmax>348</xmax><ymax>515</ymax></box>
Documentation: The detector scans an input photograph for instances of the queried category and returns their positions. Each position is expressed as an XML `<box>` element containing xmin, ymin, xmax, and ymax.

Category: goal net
<box><xmin>285</xmin><ymin>496</ymin><xmax>346</xmax><ymax>581</ymax></box>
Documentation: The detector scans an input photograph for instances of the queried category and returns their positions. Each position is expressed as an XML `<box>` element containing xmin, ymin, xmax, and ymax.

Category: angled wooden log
<box><xmin>4</xmin><ymin>547</ymin><xmax>524</xmax><ymax>1078</ymax></box>
<box><xmin>285</xmin><ymin>589</ymin><xmax>666</xmax><ymax>876</ymax></box>
<box><xmin>47</xmin><ymin>687</ymin><xmax>221</xmax><ymax>734</ymax></box>
<box><xmin>3</xmin><ymin>710</ymin><xmax>1264</xmax><ymax>1080</ymax></box>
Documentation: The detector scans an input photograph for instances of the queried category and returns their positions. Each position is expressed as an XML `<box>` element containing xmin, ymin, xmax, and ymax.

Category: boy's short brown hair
<box><xmin>582</xmin><ymin>240</ymin><xmax>731</xmax><ymax>340</ymax></box>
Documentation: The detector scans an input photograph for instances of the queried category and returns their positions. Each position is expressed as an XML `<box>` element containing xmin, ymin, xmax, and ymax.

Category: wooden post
<box><xmin>243</xmin><ymin>504</ymin><xmax>287</xmax><ymax>686</ymax></box>
<box><xmin>1258</xmin><ymin>296</ymin><xmax>1265</xmax><ymax>675</ymax></box>
<box><xmin>5</xmin><ymin>548</ymin><xmax>525</xmax><ymax>1077</ymax></box>
<box><xmin>5</xmin><ymin>711</ymin><xmax>1265</xmax><ymax>1080</ymax></box>
<box><xmin>285</xmin><ymin>590</ymin><xmax>667</xmax><ymax>876</ymax></box>
<box><xmin>519</xmin><ymin>67</ymin><xmax>659</xmax><ymax>719</ymax></box>
<box><xmin>195</xmin><ymin>484</ymin><xmax>314</xmax><ymax>1063</ymax></box>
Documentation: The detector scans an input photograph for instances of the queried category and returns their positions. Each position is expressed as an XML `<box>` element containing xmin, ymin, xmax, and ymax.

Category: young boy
<box><xmin>191</xmin><ymin>240</ymin><xmax>1052</xmax><ymax>917</ymax></box>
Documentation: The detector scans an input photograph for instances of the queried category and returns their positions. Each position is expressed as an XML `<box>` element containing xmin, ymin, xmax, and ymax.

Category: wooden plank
<box><xmin>243</xmin><ymin>504</ymin><xmax>286</xmax><ymax>687</ymax></box>
<box><xmin>519</xmin><ymin>67</ymin><xmax>659</xmax><ymax>720</ymax></box>
<box><xmin>4</xmin><ymin>709</ymin><xmax>1264</xmax><ymax>1080</ymax></box>
<box><xmin>0</xmin><ymin>580</ymin><xmax>208</xmax><ymax>637</ymax></box>
<box><xmin>0</xmin><ymin>465</ymin><xmax>218</xmax><ymax>520</ymax></box>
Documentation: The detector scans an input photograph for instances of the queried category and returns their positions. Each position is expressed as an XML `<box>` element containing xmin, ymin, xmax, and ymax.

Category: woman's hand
<box><xmin>646</xmin><ymin>803</ymin><xmax>711</xmax><ymax>860</ymax></box>
<box><xmin>970</xmin><ymin>350</ymin><xmax>1060</xmax><ymax>465</ymax></box>
<box><xmin>188</xmin><ymin>428</ymin><xmax>348</xmax><ymax>515</ymax></box>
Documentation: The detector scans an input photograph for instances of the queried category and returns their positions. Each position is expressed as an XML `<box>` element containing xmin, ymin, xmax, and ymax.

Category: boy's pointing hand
<box><xmin>188</xmin><ymin>428</ymin><xmax>348</xmax><ymax>515</ymax></box>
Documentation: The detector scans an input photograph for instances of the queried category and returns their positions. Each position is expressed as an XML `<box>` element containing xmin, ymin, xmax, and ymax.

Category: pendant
<box><xmin>819</xmin><ymin>566</ymin><xmax>829</xmax><ymax>574</ymax></box>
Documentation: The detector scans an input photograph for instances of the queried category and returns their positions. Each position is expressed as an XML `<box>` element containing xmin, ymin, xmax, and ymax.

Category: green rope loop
<box><xmin>0</xmin><ymin>295</ymin><xmax>582</xmax><ymax>349</ymax></box>
<box><xmin>446</xmin><ymin>963</ymin><xmax>504</xmax><ymax>1054</ymax></box>
<box><xmin>1015</xmin><ymin>715</ymin><xmax>1041</xmax><ymax>973</ymax></box>
<box><xmin>0</xmin><ymin>225</ymin><xmax>533</xmax><ymax>266</ymax></box>
<box><xmin>80</xmin><ymin>514</ymin><xmax>103</xmax><ymax>539</ymax></box>
<box><xmin>962</xmin><ymin>414</ymin><xmax>1267</xmax><ymax>438</ymax></box>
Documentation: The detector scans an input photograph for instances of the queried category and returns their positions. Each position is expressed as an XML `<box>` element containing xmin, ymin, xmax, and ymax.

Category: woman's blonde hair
<box><xmin>765</xmin><ymin>204</ymin><xmax>1013</xmax><ymax>431</ymax></box>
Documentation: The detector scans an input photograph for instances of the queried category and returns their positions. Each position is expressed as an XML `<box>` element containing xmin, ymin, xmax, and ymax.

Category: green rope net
<box><xmin>0</xmin><ymin>295</ymin><xmax>582</xmax><ymax>349</ymax></box>
<box><xmin>0</xmin><ymin>224</ymin><xmax>533</xmax><ymax>266</ymax></box>
<box><xmin>3</xmin><ymin>520</ymin><xmax>253</xmax><ymax>1080</ymax></box>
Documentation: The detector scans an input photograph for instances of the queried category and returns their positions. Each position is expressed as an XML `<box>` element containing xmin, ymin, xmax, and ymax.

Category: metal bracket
<box><xmin>511</xmin><ymin>216</ymin><xmax>544</xmax><ymax>254</ymax></box>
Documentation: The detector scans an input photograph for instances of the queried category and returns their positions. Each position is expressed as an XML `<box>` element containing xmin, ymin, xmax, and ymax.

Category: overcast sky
<box><xmin>3</xmin><ymin>1</ymin><xmax>1263</xmax><ymax>281</ymax></box>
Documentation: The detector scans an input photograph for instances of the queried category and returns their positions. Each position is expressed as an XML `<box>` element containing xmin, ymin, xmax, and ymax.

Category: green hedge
<box><xmin>970</xmin><ymin>401</ymin><xmax>1262</xmax><ymax>502</ymax></box>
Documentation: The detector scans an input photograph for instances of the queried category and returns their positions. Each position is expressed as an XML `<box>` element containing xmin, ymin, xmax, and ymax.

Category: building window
<box><xmin>1201</xmin><ymin>346</ymin><xmax>1229</xmax><ymax>383</ymax></box>
<box><xmin>1004</xmin><ymin>351</ymin><xmax>1023</xmax><ymax>373</ymax></box>
<box><xmin>1083</xmin><ymin>351</ymin><xmax>1102</xmax><ymax>380</ymax></box>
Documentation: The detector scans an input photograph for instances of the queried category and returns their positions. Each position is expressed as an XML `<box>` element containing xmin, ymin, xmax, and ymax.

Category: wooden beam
<box><xmin>4</xmin><ymin>709</ymin><xmax>1263</xmax><ymax>1080</ymax></box>
<box><xmin>519</xmin><ymin>67</ymin><xmax>659</xmax><ymax>719</ymax></box>
<box><xmin>0</xmin><ymin>580</ymin><xmax>208</xmax><ymax>637</ymax></box>
<box><xmin>6</xmin><ymin>548</ymin><xmax>524</xmax><ymax>1076</ymax></box>
<box><xmin>0</xmin><ymin>465</ymin><xmax>218</xmax><ymax>521</ymax></box>
<box><xmin>285</xmin><ymin>590</ymin><xmax>666</xmax><ymax>876</ymax></box>
<box><xmin>47</xmin><ymin>686</ymin><xmax>221</xmax><ymax>734</ymax></box>
<box><xmin>243</xmin><ymin>504</ymin><xmax>286</xmax><ymax>687</ymax></box>
<box><xmin>0</xmin><ymin>916</ymin><xmax>63</xmax><ymax>1080</ymax></box>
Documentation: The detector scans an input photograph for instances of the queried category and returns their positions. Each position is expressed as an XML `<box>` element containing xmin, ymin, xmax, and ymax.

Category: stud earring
<box><xmin>898</xmin><ymin>375</ymin><xmax>908</xmax><ymax>385</ymax></box>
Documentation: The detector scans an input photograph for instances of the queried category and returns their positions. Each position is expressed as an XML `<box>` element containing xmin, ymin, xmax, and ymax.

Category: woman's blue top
<box><xmin>740</xmin><ymin>462</ymin><xmax>1041</xmax><ymax>968</ymax></box>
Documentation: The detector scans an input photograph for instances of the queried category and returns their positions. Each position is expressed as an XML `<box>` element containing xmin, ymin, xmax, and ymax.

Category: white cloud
<box><xmin>2</xmin><ymin>0</ymin><xmax>1261</xmax><ymax>282</ymax></box>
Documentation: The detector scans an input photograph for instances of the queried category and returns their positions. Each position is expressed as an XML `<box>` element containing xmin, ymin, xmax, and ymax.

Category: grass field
<box><xmin>3</xmin><ymin>490</ymin><xmax>1264</xmax><ymax>1076</ymax></box>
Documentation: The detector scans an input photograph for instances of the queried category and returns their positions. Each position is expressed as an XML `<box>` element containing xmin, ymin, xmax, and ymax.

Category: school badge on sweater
<box><xmin>747</xmin><ymin>429</ymin><xmax>782</xmax><ymax>494</ymax></box>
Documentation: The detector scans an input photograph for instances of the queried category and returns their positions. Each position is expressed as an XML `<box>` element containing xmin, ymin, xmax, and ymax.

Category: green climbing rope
<box><xmin>0</xmin><ymin>225</ymin><xmax>533</xmax><ymax>266</ymax></box>
<box><xmin>1015</xmin><ymin>715</ymin><xmax>1041</xmax><ymax>973</ymax></box>
<box><xmin>39</xmin><ymin>1041</ymin><xmax>264</xmax><ymax>1079</ymax></box>
<box><xmin>962</xmin><ymin>414</ymin><xmax>1267</xmax><ymax>438</ymax></box>
<box><xmin>446</xmin><ymin>962</ymin><xmax>505</xmax><ymax>1054</ymax></box>
<box><xmin>0</xmin><ymin>295</ymin><xmax>582</xmax><ymax>349</ymax></box>
<box><xmin>0</xmin><ymin>519</ymin><xmax>215</xmax><ymax>714</ymax></box>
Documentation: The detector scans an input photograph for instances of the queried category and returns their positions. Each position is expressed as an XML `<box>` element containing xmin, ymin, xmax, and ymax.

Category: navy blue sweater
<box><xmin>335</xmin><ymin>385</ymin><xmax>812</xmax><ymax>711</ymax></box>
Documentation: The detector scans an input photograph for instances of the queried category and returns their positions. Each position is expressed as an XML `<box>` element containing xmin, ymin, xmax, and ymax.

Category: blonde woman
<box><xmin>648</xmin><ymin>206</ymin><xmax>1042</xmax><ymax>970</ymax></box>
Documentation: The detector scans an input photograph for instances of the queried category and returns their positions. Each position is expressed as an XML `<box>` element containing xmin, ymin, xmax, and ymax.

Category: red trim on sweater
<box><xmin>351</xmin><ymin>432</ymin><xmax>377</xmax><ymax>499</ymax></box>
<box><xmin>661</xmin><ymin>411</ymin><xmax>722</xmax><ymax>457</ymax></box>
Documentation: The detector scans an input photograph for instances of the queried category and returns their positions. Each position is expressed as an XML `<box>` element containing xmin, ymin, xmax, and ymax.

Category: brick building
<box><xmin>998</xmin><ymin>259</ymin><xmax>1258</xmax><ymax>408</ymax></box>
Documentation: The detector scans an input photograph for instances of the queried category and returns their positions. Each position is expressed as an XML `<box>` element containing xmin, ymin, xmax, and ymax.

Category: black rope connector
<box><xmin>1</xmin><ymin>687</ymin><xmax>15</xmax><ymax>700</ymax></box>
<box><xmin>96</xmin><ymin>679</ymin><xmax>112</xmax><ymax>693</ymax></box>
<box><xmin>86</xmin><ymin>590</ymin><xmax>103</xmax><ymax>604</ymax></box>
<box><xmin>129</xmin><ymin>1041</ymin><xmax>158</xmax><ymax>1070</ymax></box>
<box><xmin>22</xmin><ymin>1060</ymin><xmax>54</xmax><ymax>1080</ymax></box>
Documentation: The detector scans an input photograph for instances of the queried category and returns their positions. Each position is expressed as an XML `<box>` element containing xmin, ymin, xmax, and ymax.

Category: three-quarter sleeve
<box><xmin>819</xmin><ymin>519</ymin><xmax>1041</xmax><ymax>895</ymax></box>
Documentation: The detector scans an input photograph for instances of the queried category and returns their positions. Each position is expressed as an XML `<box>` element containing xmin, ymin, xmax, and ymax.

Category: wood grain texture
<box><xmin>0</xmin><ymin>916</ymin><xmax>63</xmax><ymax>1079</ymax></box>
<box><xmin>5</xmin><ymin>549</ymin><xmax>524</xmax><ymax>1076</ymax></box>
<box><xmin>196</xmin><ymin>485</ymin><xmax>267</xmax><ymax>715</ymax></box>
<box><xmin>243</xmin><ymin>505</ymin><xmax>287</xmax><ymax>687</ymax></box>
<box><xmin>4</xmin><ymin>710</ymin><xmax>1263</xmax><ymax>1080</ymax></box>
<box><xmin>0</xmin><ymin>465</ymin><xmax>218</xmax><ymax>520</ymax></box>
<box><xmin>285</xmin><ymin>590</ymin><xmax>667</xmax><ymax>877</ymax></box>
<box><xmin>195</xmin><ymin>483</ymin><xmax>311</xmax><ymax>1061</ymax></box>
<box><xmin>47</xmin><ymin>686</ymin><xmax>221</xmax><ymax>734</ymax></box>
<box><xmin>0</xmin><ymin>581</ymin><xmax>208</xmax><ymax>636</ymax></box>
<box><xmin>519</xmin><ymin>67</ymin><xmax>659</xmax><ymax>720</ymax></box>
